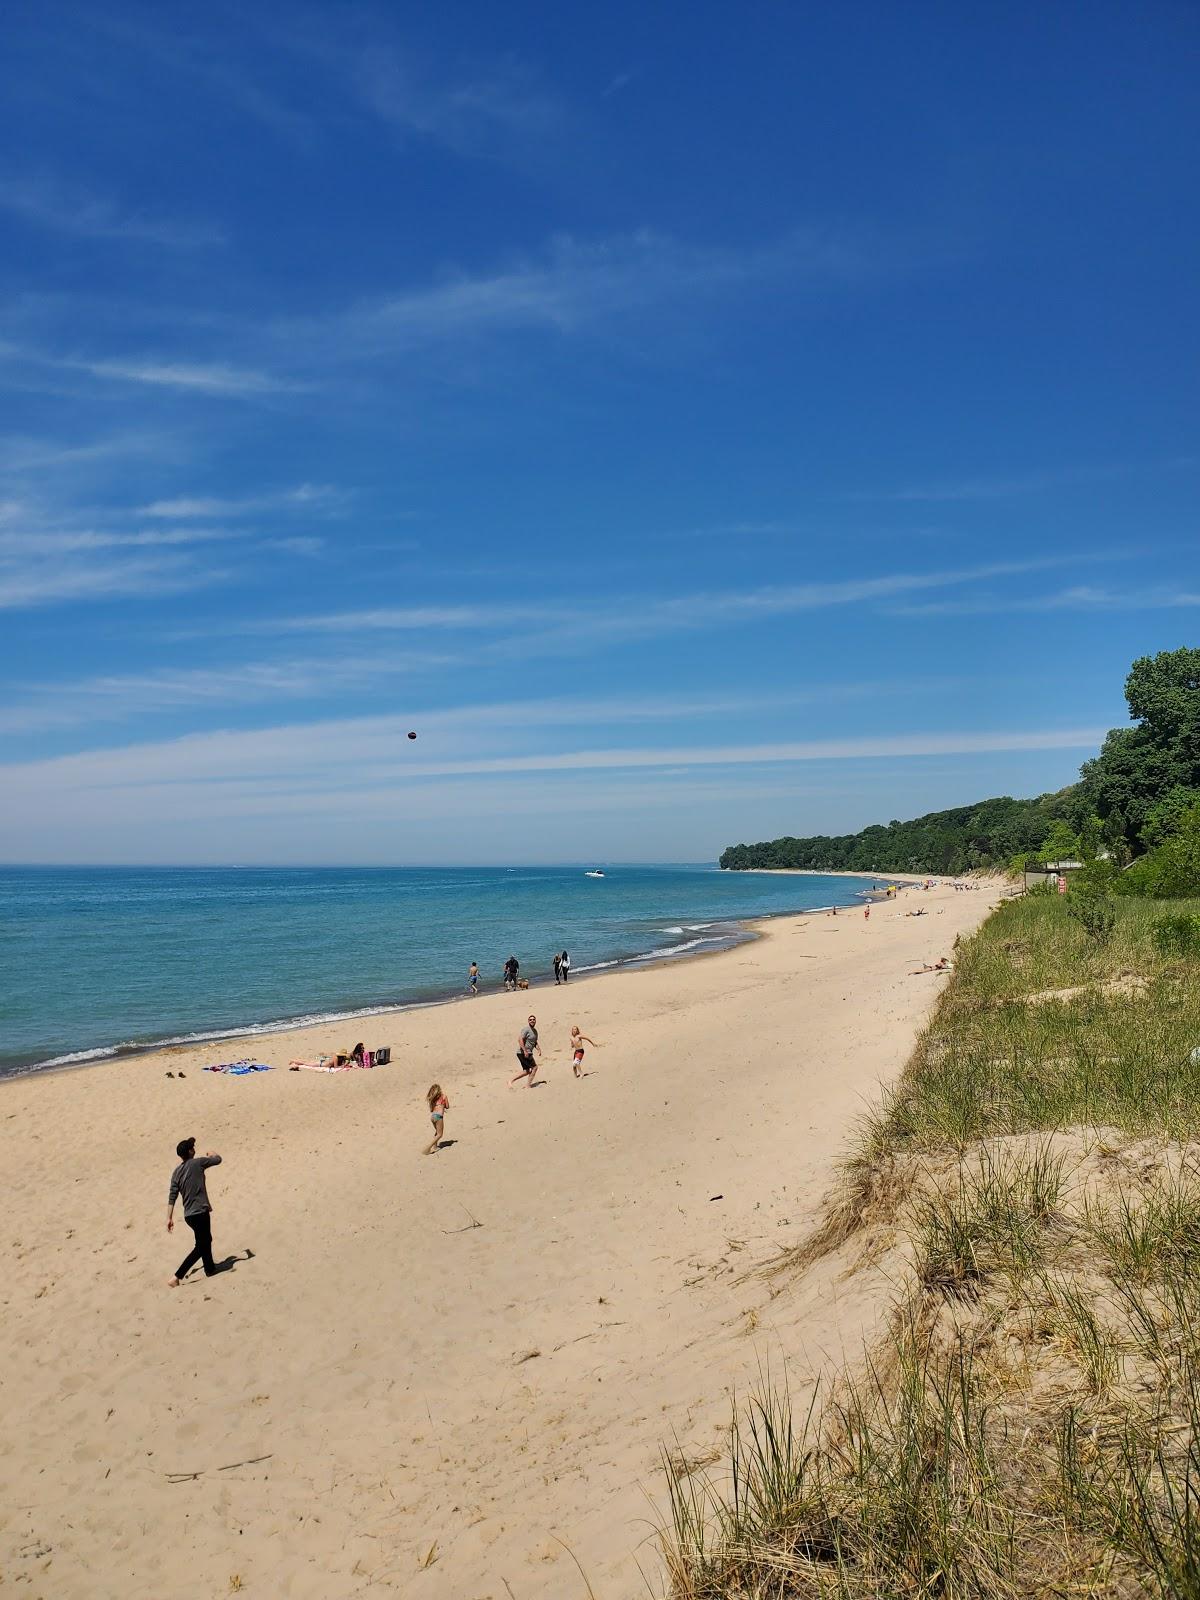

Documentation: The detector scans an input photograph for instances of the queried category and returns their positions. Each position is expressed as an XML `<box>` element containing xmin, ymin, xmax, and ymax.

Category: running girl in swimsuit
<box><xmin>569</xmin><ymin>1025</ymin><xmax>597</xmax><ymax>1078</ymax></box>
<box><xmin>425</xmin><ymin>1083</ymin><xmax>449</xmax><ymax>1154</ymax></box>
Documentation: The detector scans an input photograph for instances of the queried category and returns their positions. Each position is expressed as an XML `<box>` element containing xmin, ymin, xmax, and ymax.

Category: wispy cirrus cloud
<box><xmin>59</xmin><ymin>354</ymin><xmax>307</xmax><ymax>396</ymax></box>
<box><xmin>0</xmin><ymin>430</ymin><xmax>186</xmax><ymax>474</ymax></box>
<box><xmin>837</xmin><ymin>457</ymin><xmax>1197</xmax><ymax>503</ymax></box>
<box><xmin>136</xmin><ymin>483</ymin><xmax>344</xmax><ymax>518</ymax></box>
<box><xmin>0</xmin><ymin>717</ymin><xmax>1108</xmax><ymax>807</ymax></box>
<box><xmin>0</xmin><ymin>173</ymin><xmax>222</xmax><ymax>248</ymax></box>
<box><xmin>0</xmin><ymin>675</ymin><xmax>959</xmax><ymax>741</ymax></box>
<box><xmin>0</xmin><ymin>525</ymin><xmax>234</xmax><ymax>555</ymax></box>
<box><xmin>0</xmin><ymin>339</ymin><xmax>304</xmax><ymax>399</ymax></box>
<box><xmin>0</xmin><ymin>553</ymin><xmax>228</xmax><ymax>611</ymax></box>
<box><xmin>317</xmin><ymin>227</ymin><xmax>891</xmax><ymax>354</ymax></box>
<box><xmin>889</xmin><ymin>585</ymin><xmax>1200</xmax><ymax>617</ymax></box>
<box><xmin>228</xmin><ymin>557</ymin><xmax>1076</xmax><ymax>649</ymax></box>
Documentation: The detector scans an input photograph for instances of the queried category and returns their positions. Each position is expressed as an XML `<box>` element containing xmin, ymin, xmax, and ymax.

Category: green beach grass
<box><xmin>660</xmin><ymin>889</ymin><xmax>1200</xmax><ymax>1597</ymax></box>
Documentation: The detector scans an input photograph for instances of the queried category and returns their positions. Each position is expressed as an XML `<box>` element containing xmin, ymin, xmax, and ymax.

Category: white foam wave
<box><xmin>634</xmin><ymin>937</ymin><xmax>705</xmax><ymax>960</ymax></box>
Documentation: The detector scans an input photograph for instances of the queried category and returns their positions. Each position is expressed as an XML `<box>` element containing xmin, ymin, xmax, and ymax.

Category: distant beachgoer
<box><xmin>468</xmin><ymin>962</ymin><xmax>479</xmax><ymax>995</ymax></box>
<box><xmin>864</xmin><ymin>904</ymin><xmax>871</xmax><ymax>921</ymax></box>
<box><xmin>560</xmin><ymin>950</ymin><xmax>571</xmax><ymax>982</ymax></box>
<box><xmin>553</xmin><ymin>953</ymin><xmax>563</xmax><ymax>985</ymax></box>
<box><xmin>569</xmin><ymin>1024</ymin><xmax>597</xmax><ymax>1078</ymax></box>
<box><xmin>509</xmin><ymin>1014</ymin><xmax>541</xmax><ymax>1086</ymax></box>
<box><xmin>910</xmin><ymin>957</ymin><xmax>952</xmax><ymax>974</ymax></box>
<box><xmin>424</xmin><ymin>1084</ymin><xmax>450</xmax><ymax>1154</ymax></box>
<box><xmin>503</xmin><ymin>955</ymin><xmax>519</xmax><ymax>991</ymax></box>
<box><xmin>166</xmin><ymin>1137</ymin><xmax>222</xmax><ymax>1287</ymax></box>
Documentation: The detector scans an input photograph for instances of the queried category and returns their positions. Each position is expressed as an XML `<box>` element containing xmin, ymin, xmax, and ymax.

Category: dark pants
<box><xmin>176</xmin><ymin>1210</ymin><xmax>216</xmax><ymax>1279</ymax></box>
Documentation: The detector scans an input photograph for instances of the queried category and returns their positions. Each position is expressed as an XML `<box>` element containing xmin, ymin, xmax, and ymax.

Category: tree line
<box><xmin>720</xmin><ymin>647</ymin><xmax>1200</xmax><ymax>888</ymax></box>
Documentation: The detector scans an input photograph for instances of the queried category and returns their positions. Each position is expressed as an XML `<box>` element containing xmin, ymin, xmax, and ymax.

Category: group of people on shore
<box><xmin>167</xmin><ymin>882</ymin><xmax>965</xmax><ymax>1283</ymax></box>
<box><xmin>486</xmin><ymin>951</ymin><xmax>571</xmax><ymax>994</ymax></box>
<box><xmin>169</xmin><ymin>1003</ymin><xmax>601</xmax><ymax>1281</ymax></box>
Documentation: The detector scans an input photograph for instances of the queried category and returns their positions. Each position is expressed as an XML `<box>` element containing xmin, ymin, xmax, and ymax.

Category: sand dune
<box><xmin>1</xmin><ymin>881</ymin><xmax>998</xmax><ymax>1598</ymax></box>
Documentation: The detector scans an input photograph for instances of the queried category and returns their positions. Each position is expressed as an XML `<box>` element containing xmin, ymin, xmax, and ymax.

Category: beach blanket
<box><xmin>203</xmin><ymin>1060</ymin><xmax>272</xmax><ymax>1074</ymax></box>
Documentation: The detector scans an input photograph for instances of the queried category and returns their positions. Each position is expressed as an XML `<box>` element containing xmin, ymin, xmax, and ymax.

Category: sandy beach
<box><xmin>2</xmin><ymin>880</ymin><xmax>999</xmax><ymax>1599</ymax></box>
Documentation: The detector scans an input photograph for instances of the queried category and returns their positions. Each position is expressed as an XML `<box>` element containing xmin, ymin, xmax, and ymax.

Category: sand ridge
<box><xmin>1</xmin><ymin>880</ymin><xmax>999</xmax><ymax>1598</ymax></box>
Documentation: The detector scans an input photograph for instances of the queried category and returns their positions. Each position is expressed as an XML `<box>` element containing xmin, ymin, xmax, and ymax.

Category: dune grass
<box><xmin>661</xmin><ymin>892</ymin><xmax>1200</xmax><ymax>1598</ymax></box>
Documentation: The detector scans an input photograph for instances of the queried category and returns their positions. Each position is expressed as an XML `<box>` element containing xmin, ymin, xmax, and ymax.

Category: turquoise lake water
<box><xmin>0</xmin><ymin>864</ymin><xmax>882</xmax><ymax>1076</ymax></box>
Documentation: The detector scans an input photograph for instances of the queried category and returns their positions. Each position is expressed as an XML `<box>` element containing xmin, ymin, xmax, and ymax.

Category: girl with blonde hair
<box><xmin>424</xmin><ymin>1083</ymin><xmax>449</xmax><ymax>1155</ymax></box>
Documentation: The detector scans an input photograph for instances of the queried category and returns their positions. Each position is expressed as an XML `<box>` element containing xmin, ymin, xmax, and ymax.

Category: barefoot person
<box><xmin>509</xmin><ymin>1014</ymin><xmax>541</xmax><ymax>1086</ymax></box>
<box><xmin>569</xmin><ymin>1024</ymin><xmax>597</xmax><ymax>1078</ymax></box>
<box><xmin>166</xmin><ymin>1137</ymin><xmax>222</xmax><ymax>1287</ymax></box>
<box><xmin>424</xmin><ymin>1084</ymin><xmax>449</xmax><ymax>1154</ymax></box>
<box><xmin>467</xmin><ymin>961</ymin><xmax>479</xmax><ymax>996</ymax></box>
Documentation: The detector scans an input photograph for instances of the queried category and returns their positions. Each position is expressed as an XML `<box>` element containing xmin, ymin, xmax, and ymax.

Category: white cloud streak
<box><xmin>0</xmin><ymin>696</ymin><xmax>1106</xmax><ymax>854</ymax></box>
<box><xmin>0</xmin><ymin>554</ymin><xmax>227</xmax><ymax>611</ymax></box>
<box><xmin>231</xmin><ymin>556</ymin><xmax>1083</xmax><ymax>653</ymax></box>
<box><xmin>63</xmin><ymin>356</ymin><xmax>307</xmax><ymax>396</ymax></box>
<box><xmin>890</xmin><ymin>585</ymin><xmax>1200</xmax><ymax>617</ymax></box>
<box><xmin>0</xmin><ymin>174</ymin><xmax>221</xmax><ymax>248</ymax></box>
<box><xmin>0</xmin><ymin>677</ymin><xmax>952</xmax><ymax>740</ymax></box>
<box><xmin>318</xmin><ymin>227</ymin><xmax>886</xmax><ymax>354</ymax></box>
<box><xmin>137</xmin><ymin>484</ymin><xmax>343</xmax><ymax>518</ymax></box>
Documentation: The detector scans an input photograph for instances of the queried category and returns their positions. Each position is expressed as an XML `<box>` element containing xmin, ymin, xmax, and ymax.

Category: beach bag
<box><xmin>374</xmin><ymin>1046</ymin><xmax>391</xmax><ymax>1066</ymax></box>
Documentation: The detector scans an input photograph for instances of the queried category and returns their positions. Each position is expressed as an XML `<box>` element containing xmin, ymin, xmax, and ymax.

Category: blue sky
<box><xmin>1</xmin><ymin>1</ymin><xmax>1197</xmax><ymax>864</ymax></box>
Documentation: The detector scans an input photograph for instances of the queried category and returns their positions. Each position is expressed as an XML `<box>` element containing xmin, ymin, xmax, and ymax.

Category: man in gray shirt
<box><xmin>508</xmin><ymin>1014</ymin><xmax>541</xmax><ymax>1086</ymax></box>
<box><xmin>166</xmin><ymin>1136</ymin><xmax>222</xmax><ymax>1286</ymax></box>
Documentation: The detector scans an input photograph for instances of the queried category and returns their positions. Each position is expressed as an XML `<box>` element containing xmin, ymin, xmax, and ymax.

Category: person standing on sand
<box><xmin>424</xmin><ymin>1084</ymin><xmax>449</xmax><ymax>1154</ymax></box>
<box><xmin>467</xmin><ymin>962</ymin><xmax>479</xmax><ymax>995</ymax></box>
<box><xmin>569</xmin><ymin>1024</ymin><xmax>597</xmax><ymax>1078</ymax></box>
<box><xmin>166</xmin><ymin>1137</ymin><xmax>223</xmax><ymax>1287</ymax></box>
<box><xmin>864</xmin><ymin>904</ymin><xmax>870</xmax><ymax>920</ymax></box>
<box><xmin>553</xmin><ymin>952</ymin><xmax>562</xmax><ymax>984</ymax></box>
<box><xmin>560</xmin><ymin>949</ymin><xmax>571</xmax><ymax>982</ymax></box>
<box><xmin>503</xmin><ymin>955</ymin><xmax>519</xmax><ymax>991</ymax></box>
<box><xmin>509</xmin><ymin>1014</ymin><xmax>541</xmax><ymax>1086</ymax></box>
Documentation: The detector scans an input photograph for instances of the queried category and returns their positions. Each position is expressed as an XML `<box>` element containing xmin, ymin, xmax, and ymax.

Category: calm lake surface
<box><xmin>0</xmin><ymin>864</ymin><xmax>882</xmax><ymax>1075</ymax></box>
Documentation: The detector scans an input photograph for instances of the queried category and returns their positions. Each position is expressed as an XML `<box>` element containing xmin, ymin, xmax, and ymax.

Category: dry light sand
<box><xmin>1</xmin><ymin>880</ymin><xmax>999</xmax><ymax>1599</ymax></box>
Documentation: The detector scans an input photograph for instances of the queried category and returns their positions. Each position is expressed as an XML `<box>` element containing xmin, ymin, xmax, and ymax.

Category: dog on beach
<box><xmin>516</xmin><ymin>977</ymin><xmax>530</xmax><ymax>990</ymax></box>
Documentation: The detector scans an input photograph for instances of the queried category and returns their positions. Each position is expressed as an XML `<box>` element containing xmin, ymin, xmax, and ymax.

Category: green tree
<box><xmin>1141</xmin><ymin>785</ymin><xmax>1200</xmax><ymax>848</ymax></box>
<box><xmin>1037</xmin><ymin>821</ymin><xmax>1080</xmax><ymax>865</ymax></box>
<box><xmin>1084</xmin><ymin>647</ymin><xmax>1200</xmax><ymax>844</ymax></box>
<box><xmin>1078</xmin><ymin>814</ymin><xmax>1104</xmax><ymax>861</ymax></box>
<box><xmin>1143</xmin><ymin>802</ymin><xmax>1200</xmax><ymax>897</ymax></box>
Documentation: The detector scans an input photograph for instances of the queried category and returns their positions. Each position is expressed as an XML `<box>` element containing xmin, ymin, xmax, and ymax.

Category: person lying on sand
<box><xmin>569</xmin><ymin>1024</ymin><xmax>598</xmax><ymax>1078</ymax></box>
<box><xmin>910</xmin><ymin>957</ymin><xmax>953</xmax><ymax>974</ymax></box>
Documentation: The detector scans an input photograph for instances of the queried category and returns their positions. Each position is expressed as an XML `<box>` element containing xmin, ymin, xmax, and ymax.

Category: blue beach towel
<box><xmin>203</xmin><ymin>1060</ymin><xmax>273</xmax><ymax>1074</ymax></box>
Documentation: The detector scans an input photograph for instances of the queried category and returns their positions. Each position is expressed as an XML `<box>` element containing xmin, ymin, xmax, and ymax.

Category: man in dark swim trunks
<box><xmin>508</xmin><ymin>1015</ymin><xmax>541</xmax><ymax>1086</ymax></box>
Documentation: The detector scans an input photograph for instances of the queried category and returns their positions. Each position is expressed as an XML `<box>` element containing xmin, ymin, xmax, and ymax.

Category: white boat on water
<box><xmin>585</xmin><ymin>870</ymin><xmax>605</xmax><ymax>878</ymax></box>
